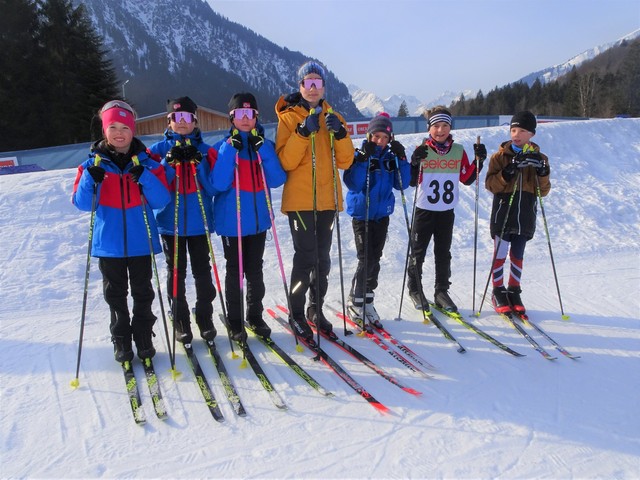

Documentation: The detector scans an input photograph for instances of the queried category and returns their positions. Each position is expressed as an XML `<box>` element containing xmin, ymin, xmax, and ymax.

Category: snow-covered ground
<box><xmin>1</xmin><ymin>118</ymin><xmax>639</xmax><ymax>479</ymax></box>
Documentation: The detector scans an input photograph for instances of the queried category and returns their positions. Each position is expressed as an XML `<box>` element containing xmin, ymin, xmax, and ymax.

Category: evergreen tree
<box><xmin>397</xmin><ymin>100</ymin><xmax>409</xmax><ymax>117</ymax></box>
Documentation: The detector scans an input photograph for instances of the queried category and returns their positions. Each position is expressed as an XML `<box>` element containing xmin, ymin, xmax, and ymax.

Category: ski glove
<box><xmin>390</xmin><ymin>140</ymin><xmax>406</xmax><ymax>159</ymax></box>
<box><xmin>166</xmin><ymin>145</ymin><xmax>185</xmax><ymax>165</ymax></box>
<box><xmin>409</xmin><ymin>164</ymin><xmax>420</xmax><ymax>187</ymax></box>
<box><xmin>354</xmin><ymin>149</ymin><xmax>368</xmax><ymax>163</ymax></box>
<box><xmin>473</xmin><ymin>143</ymin><xmax>487</xmax><ymax>161</ymax></box>
<box><xmin>229</xmin><ymin>131</ymin><xmax>243</xmax><ymax>151</ymax></box>
<box><xmin>129</xmin><ymin>165</ymin><xmax>145</xmax><ymax>183</ymax></box>
<box><xmin>411</xmin><ymin>145</ymin><xmax>429</xmax><ymax>166</ymax></box>
<box><xmin>502</xmin><ymin>157</ymin><xmax>518</xmax><ymax>182</ymax></box>
<box><xmin>247</xmin><ymin>132</ymin><xmax>265</xmax><ymax>151</ymax></box>
<box><xmin>325</xmin><ymin>113</ymin><xmax>347</xmax><ymax>140</ymax></box>
<box><xmin>297</xmin><ymin>113</ymin><xmax>320</xmax><ymax>137</ymax></box>
<box><xmin>383</xmin><ymin>158</ymin><xmax>397</xmax><ymax>172</ymax></box>
<box><xmin>183</xmin><ymin>145</ymin><xmax>202</xmax><ymax>164</ymax></box>
<box><xmin>87</xmin><ymin>165</ymin><xmax>105</xmax><ymax>184</ymax></box>
<box><xmin>363</xmin><ymin>141</ymin><xmax>377</xmax><ymax>157</ymax></box>
<box><xmin>536</xmin><ymin>159</ymin><xmax>550</xmax><ymax>177</ymax></box>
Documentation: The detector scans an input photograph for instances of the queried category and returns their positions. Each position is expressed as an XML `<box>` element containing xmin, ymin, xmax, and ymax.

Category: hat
<box><xmin>100</xmin><ymin>100</ymin><xmax>136</xmax><ymax>135</ymax></box>
<box><xmin>167</xmin><ymin>96</ymin><xmax>198</xmax><ymax>115</ymax></box>
<box><xmin>510</xmin><ymin>110</ymin><xmax>537</xmax><ymax>133</ymax></box>
<box><xmin>427</xmin><ymin>107</ymin><xmax>452</xmax><ymax>129</ymax></box>
<box><xmin>367</xmin><ymin>113</ymin><xmax>393</xmax><ymax>137</ymax></box>
<box><xmin>297</xmin><ymin>61</ymin><xmax>326</xmax><ymax>83</ymax></box>
<box><xmin>228</xmin><ymin>92</ymin><xmax>259</xmax><ymax>113</ymax></box>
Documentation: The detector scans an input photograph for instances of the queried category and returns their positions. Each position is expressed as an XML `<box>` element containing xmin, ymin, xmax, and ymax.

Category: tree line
<box><xmin>0</xmin><ymin>0</ymin><xmax>118</xmax><ymax>152</ymax></box>
<box><xmin>449</xmin><ymin>38</ymin><xmax>640</xmax><ymax>119</ymax></box>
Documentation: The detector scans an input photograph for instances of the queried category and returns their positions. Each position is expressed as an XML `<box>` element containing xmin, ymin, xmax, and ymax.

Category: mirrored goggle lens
<box><xmin>169</xmin><ymin>112</ymin><xmax>196</xmax><ymax>123</ymax></box>
<box><xmin>301</xmin><ymin>78</ymin><xmax>323</xmax><ymax>89</ymax></box>
<box><xmin>230</xmin><ymin>108</ymin><xmax>256</xmax><ymax>119</ymax></box>
<box><xmin>101</xmin><ymin>100</ymin><xmax>135</xmax><ymax>115</ymax></box>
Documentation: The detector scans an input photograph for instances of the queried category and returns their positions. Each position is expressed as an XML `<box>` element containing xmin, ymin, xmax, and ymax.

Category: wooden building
<box><xmin>135</xmin><ymin>106</ymin><xmax>230</xmax><ymax>136</ymax></box>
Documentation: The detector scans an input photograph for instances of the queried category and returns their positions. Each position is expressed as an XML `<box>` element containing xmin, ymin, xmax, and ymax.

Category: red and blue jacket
<box><xmin>72</xmin><ymin>139</ymin><xmax>170</xmax><ymax>258</ymax></box>
<box><xmin>343</xmin><ymin>141</ymin><xmax>411</xmax><ymax>221</ymax></box>
<box><xmin>148</xmin><ymin>128</ymin><xmax>215</xmax><ymax>236</ymax></box>
<box><xmin>209</xmin><ymin>127</ymin><xmax>286</xmax><ymax>237</ymax></box>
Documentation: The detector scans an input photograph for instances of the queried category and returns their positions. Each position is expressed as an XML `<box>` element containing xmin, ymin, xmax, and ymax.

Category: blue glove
<box><xmin>297</xmin><ymin>113</ymin><xmax>320</xmax><ymax>137</ymax></box>
<box><xmin>325</xmin><ymin>112</ymin><xmax>347</xmax><ymax>140</ymax></box>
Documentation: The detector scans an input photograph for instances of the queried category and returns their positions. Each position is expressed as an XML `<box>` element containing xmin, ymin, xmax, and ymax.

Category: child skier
<box><xmin>148</xmin><ymin>96</ymin><xmax>217</xmax><ymax>344</ymax></box>
<box><xmin>408</xmin><ymin>106</ymin><xmax>486</xmax><ymax>314</ymax></box>
<box><xmin>343</xmin><ymin>113</ymin><xmax>410</xmax><ymax>326</ymax></box>
<box><xmin>210</xmin><ymin>93</ymin><xmax>286</xmax><ymax>342</ymax></box>
<box><xmin>275</xmin><ymin>60</ymin><xmax>354</xmax><ymax>343</ymax></box>
<box><xmin>72</xmin><ymin>100</ymin><xmax>170</xmax><ymax>362</ymax></box>
<box><xmin>485</xmin><ymin>110</ymin><xmax>551</xmax><ymax>314</ymax></box>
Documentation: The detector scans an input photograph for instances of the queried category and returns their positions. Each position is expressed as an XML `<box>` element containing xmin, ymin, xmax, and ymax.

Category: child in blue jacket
<box><xmin>149</xmin><ymin>96</ymin><xmax>217</xmax><ymax>344</ymax></box>
<box><xmin>210</xmin><ymin>93</ymin><xmax>286</xmax><ymax>342</ymax></box>
<box><xmin>343</xmin><ymin>113</ymin><xmax>410</xmax><ymax>325</ymax></box>
<box><xmin>72</xmin><ymin>100</ymin><xmax>170</xmax><ymax>363</ymax></box>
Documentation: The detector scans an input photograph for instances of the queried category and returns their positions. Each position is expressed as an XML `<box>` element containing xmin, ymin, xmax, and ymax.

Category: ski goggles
<box><xmin>301</xmin><ymin>78</ymin><xmax>324</xmax><ymax>90</ymax></box>
<box><xmin>230</xmin><ymin>108</ymin><xmax>257</xmax><ymax>120</ymax></box>
<box><xmin>101</xmin><ymin>100</ymin><xmax>135</xmax><ymax>116</ymax></box>
<box><xmin>168</xmin><ymin>112</ymin><xmax>197</xmax><ymax>123</ymax></box>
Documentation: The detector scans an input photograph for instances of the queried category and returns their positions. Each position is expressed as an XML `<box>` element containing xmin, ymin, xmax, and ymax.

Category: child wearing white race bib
<box><xmin>407</xmin><ymin>106</ymin><xmax>486</xmax><ymax>314</ymax></box>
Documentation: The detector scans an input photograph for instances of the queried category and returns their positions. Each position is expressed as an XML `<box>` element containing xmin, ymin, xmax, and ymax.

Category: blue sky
<box><xmin>207</xmin><ymin>0</ymin><xmax>639</xmax><ymax>103</ymax></box>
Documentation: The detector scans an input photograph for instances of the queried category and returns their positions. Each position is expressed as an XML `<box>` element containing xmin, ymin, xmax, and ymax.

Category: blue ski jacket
<box><xmin>148</xmin><ymin>128</ymin><xmax>215</xmax><ymax>236</ymax></box>
<box><xmin>72</xmin><ymin>139</ymin><xmax>170</xmax><ymax>258</ymax></box>
<box><xmin>343</xmin><ymin>141</ymin><xmax>411</xmax><ymax>221</ymax></box>
<box><xmin>209</xmin><ymin>127</ymin><xmax>286</xmax><ymax>237</ymax></box>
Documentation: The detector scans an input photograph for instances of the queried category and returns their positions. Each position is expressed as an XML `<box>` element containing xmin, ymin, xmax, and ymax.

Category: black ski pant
<box><xmin>350</xmin><ymin>216</ymin><xmax>389</xmax><ymax>301</ymax></box>
<box><xmin>287</xmin><ymin>210</ymin><xmax>335</xmax><ymax>319</ymax></box>
<box><xmin>408</xmin><ymin>207</ymin><xmax>455</xmax><ymax>294</ymax></box>
<box><xmin>99</xmin><ymin>256</ymin><xmax>156</xmax><ymax>339</ymax></box>
<box><xmin>161</xmin><ymin>234</ymin><xmax>216</xmax><ymax>329</ymax></box>
<box><xmin>221</xmin><ymin>232</ymin><xmax>266</xmax><ymax>330</ymax></box>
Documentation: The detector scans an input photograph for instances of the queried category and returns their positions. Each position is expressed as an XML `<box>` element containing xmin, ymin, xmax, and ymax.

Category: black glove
<box><xmin>502</xmin><ymin>157</ymin><xmax>519</xmax><ymax>182</ymax></box>
<box><xmin>411</xmin><ymin>145</ymin><xmax>429</xmax><ymax>166</ymax></box>
<box><xmin>354</xmin><ymin>149</ymin><xmax>368</xmax><ymax>163</ymax></box>
<box><xmin>369</xmin><ymin>159</ymin><xmax>381</xmax><ymax>171</ymax></box>
<box><xmin>363</xmin><ymin>141</ymin><xmax>377</xmax><ymax>157</ymax></box>
<box><xmin>247</xmin><ymin>131</ymin><xmax>264</xmax><ymax>151</ymax></box>
<box><xmin>87</xmin><ymin>165</ymin><xmax>105</xmax><ymax>184</ymax></box>
<box><xmin>383</xmin><ymin>158</ymin><xmax>397</xmax><ymax>172</ymax></box>
<box><xmin>166</xmin><ymin>145</ymin><xmax>185</xmax><ymax>165</ymax></box>
<box><xmin>473</xmin><ymin>143</ymin><xmax>487</xmax><ymax>161</ymax></box>
<box><xmin>183</xmin><ymin>145</ymin><xmax>202</xmax><ymax>164</ymax></box>
<box><xmin>410</xmin><ymin>164</ymin><xmax>420</xmax><ymax>187</ymax></box>
<box><xmin>129</xmin><ymin>165</ymin><xmax>145</xmax><ymax>183</ymax></box>
<box><xmin>229</xmin><ymin>130</ymin><xmax>243</xmax><ymax>151</ymax></box>
<box><xmin>536</xmin><ymin>159</ymin><xmax>550</xmax><ymax>177</ymax></box>
<box><xmin>390</xmin><ymin>140</ymin><xmax>406</xmax><ymax>159</ymax></box>
<box><xmin>297</xmin><ymin>113</ymin><xmax>320</xmax><ymax>137</ymax></box>
<box><xmin>325</xmin><ymin>113</ymin><xmax>347</xmax><ymax>140</ymax></box>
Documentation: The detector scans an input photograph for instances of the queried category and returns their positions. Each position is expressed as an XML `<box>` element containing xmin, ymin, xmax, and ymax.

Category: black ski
<box><xmin>429</xmin><ymin>303</ymin><xmax>525</xmax><ymax>357</ymax></box>
<box><xmin>121</xmin><ymin>360</ymin><xmax>146</xmax><ymax>425</ymax></box>
<box><xmin>204</xmin><ymin>339</ymin><xmax>247</xmax><ymax>416</ymax></box>
<box><xmin>513</xmin><ymin>312</ymin><xmax>580</xmax><ymax>359</ymax></box>
<box><xmin>408</xmin><ymin>300</ymin><xmax>466</xmax><ymax>353</ymax></box>
<box><xmin>499</xmin><ymin>312</ymin><xmax>557</xmax><ymax>360</ymax></box>
<box><xmin>245</xmin><ymin>322</ymin><xmax>334</xmax><ymax>397</ymax></box>
<box><xmin>277</xmin><ymin>305</ymin><xmax>422</xmax><ymax>397</ymax></box>
<box><xmin>266</xmin><ymin>308</ymin><xmax>390</xmax><ymax>414</ymax></box>
<box><xmin>183</xmin><ymin>343</ymin><xmax>225</xmax><ymax>421</ymax></box>
<box><xmin>141</xmin><ymin>357</ymin><xmax>168</xmax><ymax>419</ymax></box>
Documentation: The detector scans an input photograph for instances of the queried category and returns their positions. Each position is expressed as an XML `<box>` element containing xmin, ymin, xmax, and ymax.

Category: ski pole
<box><xmin>310</xmin><ymin>123</ymin><xmax>322</xmax><ymax>353</ymax></box>
<box><xmin>132</xmin><ymin>156</ymin><xmax>178</xmax><ymax>377</ymax></box>
<box><xmin>71</xmin><ymin>155</ymin><xmax>101</xmax><ymax>389</ymax></box>
<box><xmin>189</xmin><ymin>160</ymin><xmax>238</xmax><ymax>357</ymax></box>
<box><xmin>535</xmin><ymin>174</ymin><xmax>569</xmax><ymax>320</ymax></box>
<box><xmin>471</xmin><ymin>136</ymin><xmax>481</xmax><ymax>313</ymax></box>
<box><xmin>170</xmin><ymin>161</ymin><xmax>181</xmax><ymax>364</ymax></box>
<box><xmin>393</xmin><ymin>155</ymin><xmax>413</xmax><ymax>320</ymax></box>
<box><xmin>252</xmin><ymin>138</ymin><xmax>296</xmax><ymax>347</ymax></box>
<box><xmin>476</xmin><ymin>169</ymin><xmax>523</xmax><ymax>316</ymax></box>
<box><xmin>327</xmin><ymin>108</ymin><xmax>350</xmax><ymax>336</ymax></box>
<box><xmin>357</xmin><ymin>154</ymin><xmax>372</xmax><ymax>336</ymax></box>
<box><xmin>233</xmin><ymin>147</ymin><xmax>248</xmax><ymax>367</ymax></box>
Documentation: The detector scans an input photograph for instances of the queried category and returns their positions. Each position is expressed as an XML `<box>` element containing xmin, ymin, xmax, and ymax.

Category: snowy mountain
<box><xmin>1</xmin><ymin>118</ymin><xmax>639</xmax><ymax>478</ymax></box>
<box><xmin>518</xmin><ymin>28</ymin><xmax>640</xmax><ymax>86</ymax></box>
<box><xmin>72</xmin><ymin>0</ymin><xmax>361</xmax><ymax>119</ymax></box>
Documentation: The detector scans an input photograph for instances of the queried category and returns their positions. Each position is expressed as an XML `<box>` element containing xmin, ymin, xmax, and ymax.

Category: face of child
<box><xmin>231</xmin><ymin>110</ymin><xmax>257</xmax><ymax>133</ymax></box>
<box><xmin>105</xmin><ymin>122</ymin><xmax>133</xmax><ymax>153</ymax></box>
<box><xmin>429</xmin><ymin>121</ymin><xmax>451</xmax><ymax>143</ymax></box>
<box><xmin>170</xmin><ymin>113</ymin><xmax>197</xmax><ymax>136</ymax></box>
<box><xmin>370</xmin><ymin>132</ymin><xmax>390</xmax><ymax>148</ymax></box>
<box><xmin>299</xmin><ymin>74</ymin><xmax>324</xmax><ymax>108</ymax></box>
<box><xmin>510</xmin><ymin>127</ymin><xmax>535</xmax><ymax>148</ymax></box>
